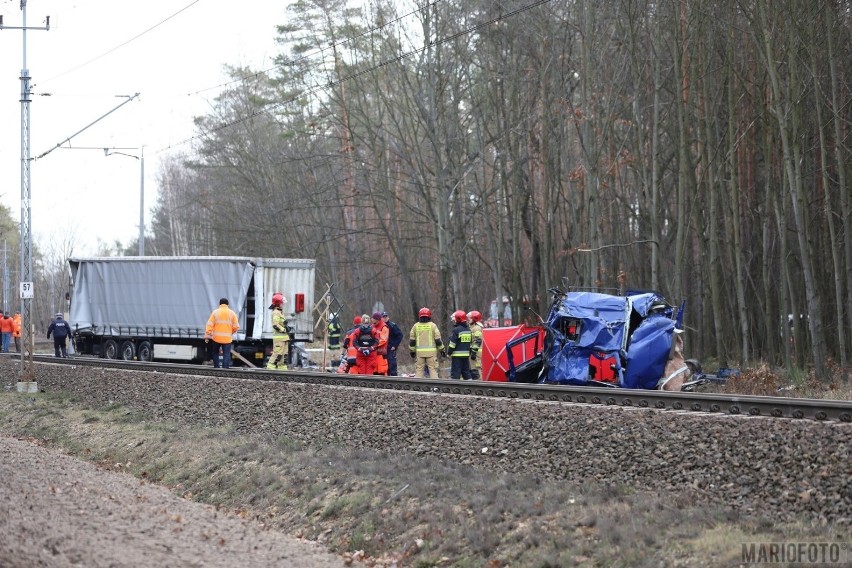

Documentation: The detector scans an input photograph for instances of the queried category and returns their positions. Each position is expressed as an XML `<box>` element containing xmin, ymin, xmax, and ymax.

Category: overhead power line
<box><xmin>39</xmin><ymin>0</ymin><xmax>202</xmax><ymax>85</ymax></box>
<box><xmin>161</xmin><ymin>0</ymin><xmax>554</xmax><ymax>153</ymax></box>
<box><xmin>185</xmin><ymin>1</ymin><xmax>442</xmax><ymax>98</ymax></box>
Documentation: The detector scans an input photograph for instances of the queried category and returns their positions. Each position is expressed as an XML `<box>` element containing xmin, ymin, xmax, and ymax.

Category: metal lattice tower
<box><xmin>0</xmin><ymin>1</ymin><xmax>50</xmax><ymax>381</ymax></box>
<box><xmin>20</xmin><ymin>62</ymin><xmax>34</xmax><ymax>380</ymax></box>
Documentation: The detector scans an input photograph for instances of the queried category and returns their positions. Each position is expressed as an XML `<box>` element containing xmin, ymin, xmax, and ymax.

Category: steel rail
<box><xmin>27</xmin><ymin>355</ymin><xmax>852</xmax><ymax>423</ymax></box>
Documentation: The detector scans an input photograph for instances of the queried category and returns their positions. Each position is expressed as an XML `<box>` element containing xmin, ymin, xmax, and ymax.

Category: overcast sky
<box><xmin>0</xmin><ymin>0</ymin><xmax>284</xmax><ymax>255</ymax></box>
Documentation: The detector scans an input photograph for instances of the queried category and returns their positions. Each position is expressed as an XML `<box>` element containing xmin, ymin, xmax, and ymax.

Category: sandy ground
<box><xmin>0</xmin><ymin>434</ymin><xmax>352</xmax><ymax>568</ymax></box>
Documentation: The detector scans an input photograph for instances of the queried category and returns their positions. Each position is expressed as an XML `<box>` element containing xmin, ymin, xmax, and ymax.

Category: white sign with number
<box><xmin>20</xmin><ymin>282</ymin><xmax>34</xmax><ymax>299</ymax></box>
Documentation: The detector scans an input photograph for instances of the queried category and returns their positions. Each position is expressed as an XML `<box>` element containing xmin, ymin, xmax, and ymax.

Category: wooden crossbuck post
<box><xmin>230</xmin><ymin>350</ymin><xmax>256</xmax><ymax>368</ymax></box>
<box><xmin>313</xmin><ymin>284</ymin><xmax>333</xmax><ymax>371</ymax></box>
<box><xmin>312</xmin><ymin>283</ymin><xmax>343</xmax><ymax>372</ymax></box>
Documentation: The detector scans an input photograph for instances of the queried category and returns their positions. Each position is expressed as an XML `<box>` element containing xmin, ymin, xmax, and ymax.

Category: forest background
<box><xmin>1</xmin><ymin>0</ymin><xmax>850</xmax><ymax>379</ymax></box>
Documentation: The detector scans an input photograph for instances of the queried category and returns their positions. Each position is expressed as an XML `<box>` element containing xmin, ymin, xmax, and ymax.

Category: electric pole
<box><xmin>0</xmin><ymin>1</ymin><xmax>50</xmax><ymax>383</ymax></box>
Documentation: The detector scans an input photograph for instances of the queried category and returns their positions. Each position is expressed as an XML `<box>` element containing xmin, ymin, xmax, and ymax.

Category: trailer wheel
<box><xmin>103</xmin><ymin>339</ymin><xmax>119</xmax><ymax>359</ymax></box>
<box><xmin>137</xmin><ymin>341</ymin><xmax>153</xmax><ymax>362</ymax></box>
<box><xmin>119</xmin><ymin>340</ymin><xmax>135</xmax><ymax>361</ymax></box>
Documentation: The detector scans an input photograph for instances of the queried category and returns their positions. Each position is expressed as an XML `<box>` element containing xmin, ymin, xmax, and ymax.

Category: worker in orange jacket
<box><xmin>204</xmin><ymin>297</ymin><xmax>240</xmax><ymax>368</ymax></box>
<box><xmin>338</xmin><ymin>316</ymin><xmax>363</xmax><ymax>373</ymax></box>
<box><xmin>0</xmin><ymin>312</ymin><xmax>14</xmax><ymax>353</ymax></box>
<box><xmin>351</xmin><ymin>315</ymin><xmax>379</xmax><ymax>375</ymax></box>
<box><xmin>371</xmin><ymin>311</ymin><xmax>390</xmax><ymax>375</ymax></box>
<box><xmin>12</xmin><ymin>311</ymin><xmax>22</xmax><ymax>353</ymax></box>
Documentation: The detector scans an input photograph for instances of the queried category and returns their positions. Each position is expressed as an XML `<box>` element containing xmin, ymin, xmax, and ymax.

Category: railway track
<box><xmin>15</xmin><ymin>354</ymin><xmax>852</xmax><ymax>423</ymax></box>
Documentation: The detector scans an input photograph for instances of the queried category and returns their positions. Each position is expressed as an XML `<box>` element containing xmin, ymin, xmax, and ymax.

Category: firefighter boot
<box><xmin>266</xmin><ymin>355</ymin><xmax>281</xmax><ymax>370</ymax></box>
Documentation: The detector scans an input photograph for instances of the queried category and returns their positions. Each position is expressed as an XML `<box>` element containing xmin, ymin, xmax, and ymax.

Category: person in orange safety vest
<box><xmin>371</xmin><ymin>311</ymin><xmax>390</xmax><ymax>375</ymax></box>
<box><xmin>12</xmin><ymin>311</ymin><xmax>22</xmax><ymax>353</ymax></box>
<box><xmin>0</xmin><ymin>312</ymin><xmax>13</xmax><ymax>353</ymax></box>
<box><xmin>351</xmin><ymin>316</ymin><xmax>379</xmax><ymax>375</ymax></box>
<box><xmin>338</xmin><ymin>315</ymin><xmax>363</xmax><ymax>373</ymax></box>
<box><xmin>204</xmin><ymin>297</ymin><xmax>240</xmax><ymax>368</ymax></box>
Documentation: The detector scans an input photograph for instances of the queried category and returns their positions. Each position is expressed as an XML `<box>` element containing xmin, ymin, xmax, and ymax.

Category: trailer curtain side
<box><xmin>69</xmin><ymin>258</ymin><xmax>253</xmax><ymax>338</ymax></box>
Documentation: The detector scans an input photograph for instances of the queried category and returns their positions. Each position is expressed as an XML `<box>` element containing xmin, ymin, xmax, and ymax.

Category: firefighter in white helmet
<box><xmin>266</xmin><ymin>292</ymin><xmax>289</xmax><ymax>370</ymax></box>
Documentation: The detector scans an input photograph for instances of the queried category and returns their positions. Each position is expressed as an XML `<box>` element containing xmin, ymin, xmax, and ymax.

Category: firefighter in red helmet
<box><xmin>409</xmin><ymin>307</ymin><xmax>444</xmax><ymax>378</ymax></box>
<box><xmin>447</xmin><ymin>310</ymin><xmax>473</xmax><ymax>380</ymax></box>
<box><xmin>266</xmin><ymin>292</ymin><xmax>289</xmax><ymax>370</ymax></box>
<box><xmin>467</xmin><ymin>310</ymin><xmax>483</xmax><ymax>380</ymax></box>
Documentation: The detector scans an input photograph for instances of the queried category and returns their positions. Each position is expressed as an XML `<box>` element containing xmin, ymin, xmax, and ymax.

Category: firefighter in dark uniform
<box><xmin>447</xmin><ymin>310</ymin><xmax>473</xmax><ymax>380</ymax></box>
<box><xmin>382</xmin><ymin>311</ymin><xmax>404</xmax><ymax>376</ymax></box>
<box><xmin>327</xmin><ymin>315</ymin><xmax>342</xmax><ymax>349</ymax></box>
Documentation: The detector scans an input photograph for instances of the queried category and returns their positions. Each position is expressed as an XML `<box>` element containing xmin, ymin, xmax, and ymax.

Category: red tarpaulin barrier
<box><xmin>481</xmin><ymin>324</ymin><xmax>545</xmax><ymax>382</ymax></box>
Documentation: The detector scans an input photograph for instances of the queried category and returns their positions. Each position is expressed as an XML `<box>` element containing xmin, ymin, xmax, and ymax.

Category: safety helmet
<box><xmin>418</xmin><ymin>307</ymin><xmax>431</xmax><ymax>319</ymax></box>
<box><xmin>271</xmin><ymin>292</ymin><xmax>285</xmax><ymax>307</ymax></box>
<box><xmin>468</xmin><ymin>310</ymin><xmax>482</xmax><ymax>323</ymax></box>
<box><xmin>452</xmin><ymin>310</ymin><xmax>467</xmax><ymax>324</ymax></box>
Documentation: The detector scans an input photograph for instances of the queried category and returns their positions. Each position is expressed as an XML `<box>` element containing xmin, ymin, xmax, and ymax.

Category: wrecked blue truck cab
<box><xmin>538</xmin><ymin>290</ymin><xmax>687</xmax><ymax>389</ymax></box>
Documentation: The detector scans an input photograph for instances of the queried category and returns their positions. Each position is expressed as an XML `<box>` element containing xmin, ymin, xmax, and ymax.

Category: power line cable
<box><xmin>185</xmin><ymin>1</ymin><xmax>441</xmax><ymax>98</ymax></box>
<box><xmin>38</xmin><ymin>0</ymin><xmax>202</xmax><ymax>85</ymax></box>
<box><xmin>160</xmin><ymin>0</ymin><xmax>554</xmax><ymax>154</ymax></box>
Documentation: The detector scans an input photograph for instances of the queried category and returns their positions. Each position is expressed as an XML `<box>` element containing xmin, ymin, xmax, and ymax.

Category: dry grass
<box><xmin>716</xmin><ymin>360</ymin><xmax>852</xmax><ymax>400</ymax></box>
<box><xmin>0</xmin><ymin>391</ymin><xmax>844</xmax><ymax>567</ymax></box>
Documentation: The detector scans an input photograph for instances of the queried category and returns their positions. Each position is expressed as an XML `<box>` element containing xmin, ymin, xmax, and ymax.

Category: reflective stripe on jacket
<box><xmin>206</xmin><ymin>304</ymin><xmax>239</xmax><ymax>344</ymax></box>
<box><xmin>271</xmin><ymin>307</ymin><xmax>288</xmax><ymax>339</ymax></box>
<box><xmin>448</xmin><ymin>323</ymin><xmax>472</xmax><ymax>357</ymax></box>
<box><xmin>373</xmin><ymin>321</ymin><xmax>389</xmax><ymax>355</ymax></box>
<box><xmin>409</xmin><ymin>321</ymin><xmax>442</xmax><ymax>354</ymax></box>
<box><xmin>469</xmin><ymin>322</ymin><xmax>483</xmax><ymax>355</ymax></box>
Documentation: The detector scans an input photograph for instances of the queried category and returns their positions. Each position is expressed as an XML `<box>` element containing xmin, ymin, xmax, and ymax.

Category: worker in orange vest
<box><xmin>352</xmin><ymin>315</ymin><xmax>379</xmax><ymax>375</ymax></box>
<box><xmin>204</xmin><ymin>298</ymin><xmax>240</xmax><ymax>368</ymax></box>
<box><xmin>0</xmin><ymin>312</ymin><xmax>13</xmax><ymax>353</ymax></box>
<box><xmin>338</xmin><ymin>316</ymin><xmax>362</xmax><ymax>373</ymax></box>
<box><xmin>371</xmin><ymin>311</ymin><xmax>390</xmax><ymax>375</ymax></box>
<box><xmin>12</xmin><ymin>311</ymin><xmax>22</xmax><ymax>353</ymax></box>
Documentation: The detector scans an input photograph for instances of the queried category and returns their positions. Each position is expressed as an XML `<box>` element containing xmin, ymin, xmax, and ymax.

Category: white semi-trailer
<box><xmin>67</xmin><ymin>256</ymin><xmax>316</xmax><ymax>366</ymax></box>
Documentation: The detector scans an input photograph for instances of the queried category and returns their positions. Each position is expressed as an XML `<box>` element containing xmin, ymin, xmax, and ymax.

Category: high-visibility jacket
<box><xmin>372</xmin><ymin>321</ymin><xmax>389</xmax><ymax>355</ymax></box>
<box><xmin>12</xmin><ymin>314</ymin><xmax>21</xmax><ymax>337</ymax></box>
<box><xmin>409</xmin><ymin>320</ymin><xmax>443</xmax><ymax>355</ymax></box>
<box><xmin>205</xmin><ymin>304</ymin><xmax>239</xmax><ymax>344</ymax></box>
<box><xmin>327</xmin><ymin>320</ymin><xmax>342</xmax><ymax>347</ymax></box>
<box><xmin>448</xmin><ymin>323</ymin><xmax>472</xmax><ymax>357</ymax></box>
<box><xmin>0</xmin><ymin>316</ymin><xmax>14</xmax><ymax>334</ymax></box>
<box><xmin>469</xmin><ymin>321</ymin><xmax>483</xmax><ymax>366</ymax></box>
<box><xmin>372</xmin><ymin>321</ymin><xmax>390</xmax><ymax>374</ymax></box>
<box><xmin>271</xmin><ymin>307</ymin><xmax>288</xmax><ymax>339</ymax></box>
<box><xmin>341</xmin><ymin>327</ymin><xmax>360</xmax><ymax>373</ymax></box>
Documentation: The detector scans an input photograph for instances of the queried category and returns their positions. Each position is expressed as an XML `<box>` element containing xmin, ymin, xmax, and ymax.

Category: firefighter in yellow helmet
<box><xmin>266</xmin><ymin>292</ymin><xmax>289</xmax><ymax>370</ymax></box>
<box><xmin>467</xmin><ymin>310</ymin><xmax>483</xmax><ymax>380</ymax></box>
<box><xmin>409</xmin><ymin>307</ymin><xmax>445</xmax><ymax>378</ymax></box>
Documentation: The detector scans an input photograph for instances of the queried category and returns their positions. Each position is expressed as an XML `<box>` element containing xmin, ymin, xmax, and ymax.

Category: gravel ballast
<box><xmin>24</xmin><ymin>361</ymin><xmax>852</xmax><ymax>526</ymax></box>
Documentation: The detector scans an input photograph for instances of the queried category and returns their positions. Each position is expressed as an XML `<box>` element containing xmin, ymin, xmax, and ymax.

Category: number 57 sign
<box><xmin>20</xmin><ymin>282</ymin><xmax>34</xmax><ymax>299</ymax></box>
